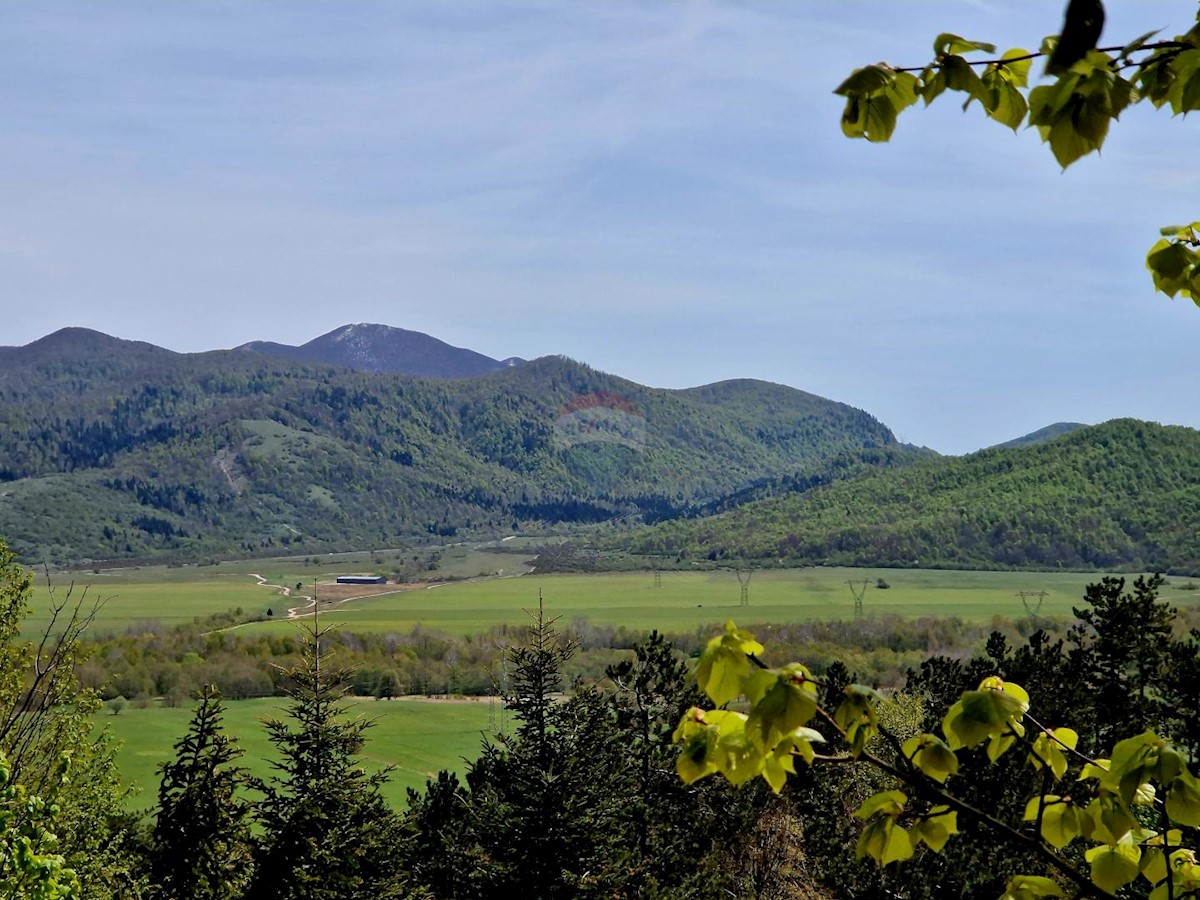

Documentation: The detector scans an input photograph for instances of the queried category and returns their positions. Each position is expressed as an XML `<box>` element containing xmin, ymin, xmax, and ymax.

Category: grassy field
<box><xmin>232</xmin><ymin>567</ymin><xmax>1200</xmax><ymax>637</ymax></box>
<box><xmin>101</xmin><ymin>696</ymin><xmax>495</xmax><ymax>810</ymax></box>
<box><xmin>29</xmin><ymin>541</ymin><xmax>533</xmax><ymax>635</ymax></box>
<box><xmin>29</xmin><ymin>556</ymin><xmax>1200</xmax><ymax>638</ymax></box>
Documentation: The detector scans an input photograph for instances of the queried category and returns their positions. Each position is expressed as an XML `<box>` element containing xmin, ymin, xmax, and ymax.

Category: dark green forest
<box><xmin>625</xmin><ymin>419</ymin><xmax>1200</xmax><ymax>573</ymax></box>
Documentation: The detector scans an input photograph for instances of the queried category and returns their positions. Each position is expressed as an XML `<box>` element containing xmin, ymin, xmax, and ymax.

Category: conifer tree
<box><xmin>149</xmin><ymin>685</ymin><xmax>252</xmax><ymax>900</ymax></box>
<box><xmin>245</xmin><ymin>616</ymin><xmax>407</xmax><ymax>900</ymax></box>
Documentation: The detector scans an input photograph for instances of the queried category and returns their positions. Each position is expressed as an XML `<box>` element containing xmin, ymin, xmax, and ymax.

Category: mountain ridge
<box><xmin>0</xmin><ymin>329</ymin><xmax>894</xmax><ymax>564</ymax></box>
<box><xmin>235</xmin><ymin>322</ymin><xmax>523</xmax><ymax>379</ymax></box>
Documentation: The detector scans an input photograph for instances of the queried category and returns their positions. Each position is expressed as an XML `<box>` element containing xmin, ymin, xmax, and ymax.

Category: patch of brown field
<box><xmin>312</xmin><ymin>581</ymin><xmax>431</xmax><ymax>601</ymax></box>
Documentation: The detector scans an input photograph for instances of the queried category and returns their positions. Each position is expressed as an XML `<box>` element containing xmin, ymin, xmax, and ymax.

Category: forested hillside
<box><xmin>624</xmin><ymin>419</ymin><xmax>1200</xmax><ymax>572</ymax></box>
<box><xmin>0</xmin><ymin>329</ymin><xmax>893</xmax><ymax>563</ymax></box>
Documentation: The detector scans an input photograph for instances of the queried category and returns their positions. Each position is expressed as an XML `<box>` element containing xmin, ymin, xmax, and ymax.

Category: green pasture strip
<box><xmin>100</xmin><ymin>696</ymin><xmax>494</xmax><ymax>811</ymax></box>
<box><xmin>235</xmin><ymin>567</ymin><xmax>1198</xmax><ymax>637</ymax></box>
<box><xmin>28</xmin><ymin>564</ymin><xmax>1200</xmax><ymax>639</ymax></box>
<box><xmin>27</xmin><ymin>579</ymin><xmax>280</xmax><ymax>636</ymax></box>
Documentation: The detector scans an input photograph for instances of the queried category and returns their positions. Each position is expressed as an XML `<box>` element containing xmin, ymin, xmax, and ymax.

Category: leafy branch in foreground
<box><xmin>835</xmin><ymin>2</ymin><xmax>1200</xmax><ymax>307</ymax></box>
<box><xmin>675</xmin><ymin>620</ymin><xmax>1200</xmax><ymax>900</ymax></box>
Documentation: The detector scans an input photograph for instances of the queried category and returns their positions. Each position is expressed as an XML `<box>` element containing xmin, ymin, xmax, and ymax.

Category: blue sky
<box><xmin>1</xmin><ymin>1</ymin><xmax>1197</xmax><ymax>453</ymax></box>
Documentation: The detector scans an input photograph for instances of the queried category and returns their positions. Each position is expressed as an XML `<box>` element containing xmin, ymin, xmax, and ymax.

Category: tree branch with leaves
<box><xmin>675</xmin><ymin>620</ymin><xmax>1200</xmax><ymax>900</ymax></box>
<box><xmin>835</xmin><ymin>1</ymin><xmax>1200</xmax><ymax>305</ymax></box>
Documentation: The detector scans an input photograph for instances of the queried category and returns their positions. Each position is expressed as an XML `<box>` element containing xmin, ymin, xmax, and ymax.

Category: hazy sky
<box><xmin>2</xmin><ymin>2</ymin><xmax>1197</xmax><ymax>453</ymax></box>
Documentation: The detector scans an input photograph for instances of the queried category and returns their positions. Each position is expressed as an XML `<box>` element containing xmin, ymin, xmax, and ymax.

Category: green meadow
<box><xmin>237</xmin><ymin>567</ymin><xmax>1200</xmax><ymax>637</ymax></box>
<box><xmin>32</xmin><ymin>559</ymin><xmax>1200</xmax><ymax>638</ymax></box>
<box><xmin>101</xmin><ymin>696</ymin><xmax>495</xmax><ymax>809</ymax></box>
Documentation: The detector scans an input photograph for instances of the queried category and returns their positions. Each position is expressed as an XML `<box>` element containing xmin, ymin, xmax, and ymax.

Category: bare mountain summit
<box><xmin>237</xmin><ymin>323</ymin><xmax>523</xmax><ymax>378</ymax></box>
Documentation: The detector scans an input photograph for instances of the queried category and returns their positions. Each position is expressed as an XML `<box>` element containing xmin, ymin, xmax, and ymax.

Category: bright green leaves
<box><xmin>942</xmin><ymin>55</ymin><xmax>988</xmax><ymax>108</ymax></box>
<box><xmin>745</xmin><ymin>663</ymin><xmax>819</xmax><ymax>750</ymax></box>
<box><xmin>902</xmin><ymin>733</ymin><xmax>958</xmax><ymax>783</ymax></box>
<box><xmin>1023</xmin><ymin>795</ymin><xmax>1089</xmax><ymax>849</ymax></box>
<box><xmin>673</xmin><ymin>707</ymin><xmax>774</xmax><ymax>787</ymax></box>
<box><xmin>911</xmin><ymin>806</ymin><xmax>957</xmax><ymax>852</ymax></box>
<box><xmin>854</xmin><ymin>791</ymin><xmax>913</xmax><ymax>865</ymax></box>
<box><xmin>942</xmin><ymin>676</ymin><xmax>1029</xmax><ymax>754</ymax></box>
<box><xmin>852</xmin><ymin>791</ymin><xmax>958</xmax><ymax>862</ymax></box>
<box><xmin>837</xmin><ymin>27</ymin><xmax>1200</xmax><ymax>172</ymax></box>
<box><xmin>834</xmin><ymin>684</ymin><xmax>881</xmax><ymax>756</ymax></box>
<box><xmin>761</xmin><ymin>727</ymin><xmax>825</xmax><ymax>793</ymax></box>
<box><xmin>1164</xmin><ymin>769</ymin><xmax>1200</xmax><ymax>827</ymax></box>
<box><xmin>1027</xmin><ymin>52</ymin><xmax>1135</xmax><ymax>168</ymax></box>
<box><xmin>1000</xmin><ymin>875</ymin><xmax>1065</xmax><ymax>900</ymax></box>
<box><xmin>678</xmin><ymin>624</ymin><xmax>831</xmax><ymax>793</ymax></box>
<box><xmin>934</xmin><ymin>34</ymin><xmax>996</xmax><ymax>57</ymax></box>
<box><xmin>1144</xmin><ymin>847</ymin><xmax>1200</xmax><ymax>900</ymax></box>
<box><xmin>1105</xmin><ymin>730</ymin><xmax>1170</xmax><ymax>806</ymax></box>
<box><xmin>673</xmin><ymin>707</ymin><xmax>742</xmax><ymax>784</ymax></box>
<box><xmin>696</xmin><ymin>621</ymin><xmax>763</xmax><ymax>707</ymax></box>
<box><xmin>1030</xmin><ymin>727</ymin><xmax>1078</xmax><ymax>780</ymax></box>
<box><xmin>1146</xmin><ymin>223</ymin><xmax>1200</xmax><ymax>304</ymax></box>
<box><xmin>1138</xmin><ymin>42</ymin><xmax>1200</xmax><ymax>115</ymax></box>
<box><xmin>835</xmin><ymin>66</ymin><xmax>919</xmax><ymax>142</ymax></box>
<box><xmin>839</xmin><ymin>36</ymin><xmax>1039</xmax><ymax>144</ymax></box>
<box><xmin>1085</xmin><ymin>843</ymin><xmax>1142</xmax><ymax>894</ymax></box>
<box><xmin>673</xmin><ymin>709</ymin><xmax>825</xmax><ymax>791</ymax></box>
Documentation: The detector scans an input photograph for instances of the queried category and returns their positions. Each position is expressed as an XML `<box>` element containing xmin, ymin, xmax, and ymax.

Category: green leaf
<box><xmin>840</xmin><ymin>93</ymin><xmax>900</xmax><ymax>143</ymax></box>
<box><xmin>1167</xmin><ymin>49</ymin><xmax>1200</xmax><ymax>115</ymax></box>
<box><xmin>919</xmin><ymin>68</ymin><xmax>947</xmax><ymax>105</ymax></box>
<box><xmin>695</xmin><ymin>622</ymin><xmax>763</xmax><ymax>706</ymax></box>
<box><xmin>1086</xmin><ymin>843</ymin><xmax>1141</xmax><ymax>895</ymax></box>
<box><xmin>674</xmin><ymin>707</ymin><xmax>720</xmax><ymax>784</ymax></box>
<box><xmin>911</xmin><ymin>806</ymin><xmax>957</xmax><ymax>852</ymax></box>
<box><xmin>886</xmin><ymin>71</ymin><xmax>920</xmax><ymax>112</ymax></box>
<box><xmin>1165</xmin><ymin>770</ymin><xmax>1200</xmax><ymax>826</ymax></box>
<box><xmin>998</xmin><ymin>48</ymin><xmax>1033</xmax><ymax>87</ymax></box>
<box><xmin>1121</xmin><ymin>29</ymin><xmax>1162</xmax><ymax>57</ymax></box>
<box><xmin>985</xmin><ymin>717</ymin><xmax>1025</xmax><ymax>763</ymax></box>
<box><xmin>1000</xmin><ymin>874</ymin><xmax>1065</xmax><ymax>900</ymax></box>
<box><xmin>1030</xmin><ymin>728</ymin><xmax>1077</xmax><ymax>780</ymax></box>
<box><xmin>1084</xmin><ymin>792</ymin><xmax>1138</xmax><ymax>845</ymax></box>
<box><xmin>674</xmin><ymin>708</ymin><xmax>755</xmax><ymax>784</ymax></box>
<box><xmin>834</xmin><ymin>65</ymin><xmax>895</xmax><ymax>97</ymax></box>
<box><xmin>1140</xmin><ymin>830</ymin><xmax>1183</xmax><ymax>886</ymax></box>
<box><xmin>709</xmin><ymin>711</ymin><xmax>763</xmax><ymax>786</ymax></box>
<box><xmin>942</xmin><ymin>55</ymin><xmax>990</xmax><ymax>109</ymax></box>
<box><xmin>854</xmin><ymin>790</ymin><xmax>913</xmax><ymax>866</ymax></box>
<box><xmin>761</xmin><ymin>726</ymin><xmax>825</xmax><ymax>792</ymax></box>
<box><xmin>836</xmin><ymin>684</ymin><xmax>881</xmax><ymax>756</ymax></box>
<box><xmin>1109</xmin><ymin>75</ymin><xmax>1136</xmax><ymax>119</ymax></box>
<box><xmin>1023</xmin><ymin>795</ymin><xmax>1087</xmax><ymax>849</ymax></box>
<box><xmin>1044</xmin><ymin>114</ymin><xmax>1099</xmax><ymax>169</ymax></box>
<box><xmin>1180</xmin><ymin>69</ymin><xmax>1200</xmax><ymax>114</ymax></box>
<box><xmin>745</xmin><ymin>663</ymin><xmax>819</xmax><ymax>750</ymax></box>
<box><xmin>902</xmin><ymin>733</ymin><xmax>959</xmax><ymax>783</ymax></box>
<box><xmin>856</xmin><ymin>816</ymin><xmax>913</xmax><ymax>865</ymax></box>
<box><xmin>985</xmin><ymin>76</ymin><xmax>1029</xmax><ymax>131</ymax></box>
<box><xmin>855</xmin><ymin>789</ymin><xmax>906</xmax><ymax>821</ymax></box>
<box><xmin>1107</xmin><ymin>731</ymin><xmax>1165</xmax><ymax>806</ymax></box>
<box><xmin>933</xmin><ymin>33</ymin><xmax>997</xmax><ymax>56</ymax></box>
<box><xmin>942</xmin><ymin>677</ymin><xmax>1026</xmax><ymax>750</ymax></box>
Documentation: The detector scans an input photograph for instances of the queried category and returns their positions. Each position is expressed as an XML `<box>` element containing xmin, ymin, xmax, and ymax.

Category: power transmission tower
<box><xmin>845</xmin><ymin>579</ymin><xmax>871</xmax><ymax>620</ymax></box>
<box><xmin>735</xmin><ymin>568</ymin><xmax>753</xmax><ymax>606</ymax></box>
<box><xmin>1017</xmin><ymin>590</ymin><xmax>1049</xmax><ymax>628</ymax></box>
